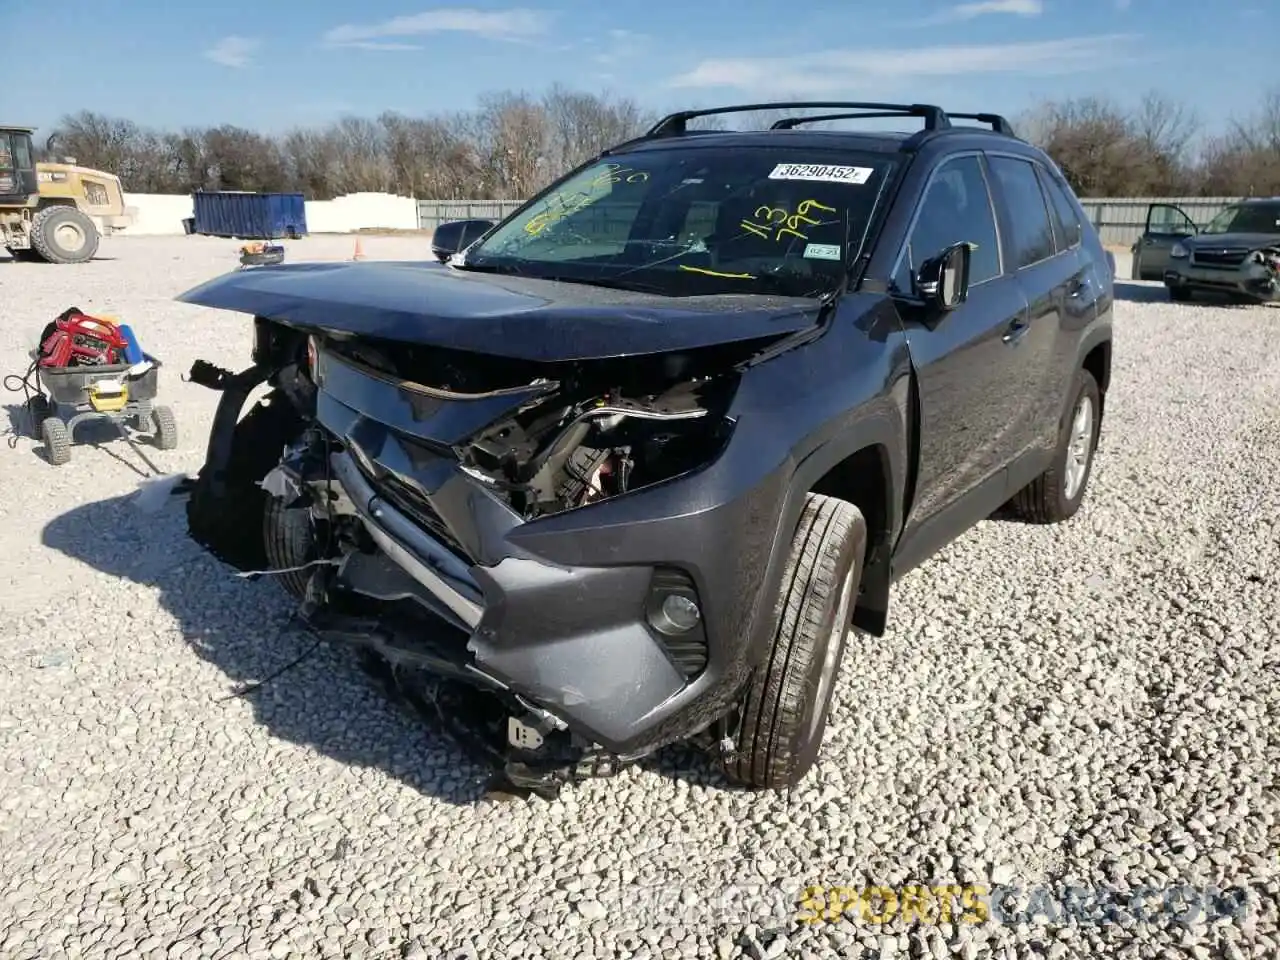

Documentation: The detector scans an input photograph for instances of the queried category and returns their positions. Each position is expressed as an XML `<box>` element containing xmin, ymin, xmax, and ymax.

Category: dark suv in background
<box><xmin>1131</xmin><ymin>197</ymin><xmax>1280</xmax><ymax>303</ymax></box>
<box><xmin>178</xmin><ymin>101</ymin><xmax>1114</xmax><ymax>795</ymax></box>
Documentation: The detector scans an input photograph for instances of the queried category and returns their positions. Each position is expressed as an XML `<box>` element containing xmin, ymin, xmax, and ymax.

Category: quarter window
<box><xmin>988</xmin><ymin>155</ymin><xmax>1055</xmax><ymax>269</ymax></box>
<box><xmin>895</xmin><ymin>154</ymin><xmax>1002</xmax><ymax>292</ymax></box>
<box><xmin>1039</xmin><ymin>166</ymin><xmax>1083</xmax><ymax>251</ymax></box>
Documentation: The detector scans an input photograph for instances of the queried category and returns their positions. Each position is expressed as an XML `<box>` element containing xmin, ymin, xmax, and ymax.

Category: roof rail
<box><xmin>645</xmin><ymin>101</ymin><xmax>951</xmax><ymax>138</ymax></box>
<box><xmin>945</xmin><ymin>112</ymin><xmax>1016</xmax><ymax>136</ymax></box>
<box><xmin>769</xmin><ymin>111</ymin><xmax>927</xmax><ymax>130</ymax></box>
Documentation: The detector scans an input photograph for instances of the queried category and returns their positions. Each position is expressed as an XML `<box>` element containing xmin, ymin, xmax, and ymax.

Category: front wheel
<box><xmin>1167</xmin><ymin>284</ymin><xmax>1193</xmax><ymax>303</ymax></box>
<box><xmin>722</xmin><ymin>493</ymin><xmax>866</xmax><ymax>790</ymax></box>
<box><xmin>30</xmin><ymin>207</ymin><xmax>100</xmax><ymax>264</ymax></box>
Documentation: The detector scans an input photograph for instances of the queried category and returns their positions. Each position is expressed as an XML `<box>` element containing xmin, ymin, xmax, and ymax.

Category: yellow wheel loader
<box><xmin>0</xmin><ymin>126</ymin><xmax>137</xmax><ymax>264</ymax></box>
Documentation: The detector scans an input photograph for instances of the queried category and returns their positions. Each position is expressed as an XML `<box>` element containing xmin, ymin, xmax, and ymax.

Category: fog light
<box><xmin>649</xmin><ymin>593</ymin><xmax>701</xmax><ymax>635</ymax></box>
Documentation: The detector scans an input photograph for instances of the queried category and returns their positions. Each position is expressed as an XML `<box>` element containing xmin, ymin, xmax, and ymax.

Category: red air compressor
<box><xmin>37</xmin><ymin>307</ymin><xmax>129</xmax><ymax>369</ymax></box>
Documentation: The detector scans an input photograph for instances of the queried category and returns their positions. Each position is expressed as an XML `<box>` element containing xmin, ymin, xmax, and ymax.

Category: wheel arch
<box><xmin>769</xmin><ymin>406</ymin><xmax>909</xmax><ymax>640</ymax></box>
<box><xmin>1074</xmin><ymin>327</ymin><xmax>1112</xmax><ymax>424</ymax></box>
<box><xmin>35</xmin><ymin>197</ymin><xmax>77</xmax><ymax>211</ymax></box>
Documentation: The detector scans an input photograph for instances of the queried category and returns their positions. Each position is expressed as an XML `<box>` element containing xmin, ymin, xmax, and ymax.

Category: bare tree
<box><xmin>39</xmin><ymin>85</ymin><xmax>1280</xmax><ymax>200</ymax></box>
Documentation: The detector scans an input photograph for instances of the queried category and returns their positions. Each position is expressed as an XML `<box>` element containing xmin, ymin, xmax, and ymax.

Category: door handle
<box><xmin>1002</xmin><ymin>317</ymin><xmax>1029</xmax><ymax>344</ymax></box>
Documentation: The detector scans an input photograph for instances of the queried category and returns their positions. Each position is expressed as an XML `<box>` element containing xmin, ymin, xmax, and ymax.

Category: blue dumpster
<box><xmin>191</xmin><ymin>191</ymin><xmax>308</xmax><ymax>240</ymax></box>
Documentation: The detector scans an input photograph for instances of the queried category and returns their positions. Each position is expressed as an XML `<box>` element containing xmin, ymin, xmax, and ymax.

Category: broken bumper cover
<box><xmin>313</xmin><ymin>388</ymin><xmax>789</xmax><ymax>759</ymax></box>
<box><xmin>1164</xmin><ymin>261</ymin><xmax>1280</xmax><ymax>301</ymax></box>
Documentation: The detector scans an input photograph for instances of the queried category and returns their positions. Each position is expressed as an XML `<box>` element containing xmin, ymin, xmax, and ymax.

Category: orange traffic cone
<box><xmin>351</xmin><ymin>237</ymin><xmax>366</xmax><ymax>261</ymax></box>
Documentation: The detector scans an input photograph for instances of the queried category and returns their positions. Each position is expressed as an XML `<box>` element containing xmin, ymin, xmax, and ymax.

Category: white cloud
<box><xmin>915</xmin><ymin>0</ymin><xmax>1043</xmax><ymax>24</ymax></box>
<box><xmin>323</xmin><ymin>8</ymin><xmax>550</xmax><ymax>48</ymax></box>
<box><xmin>1114</xmin><ymin>0</ymin><xmax>1132</xmax><ymax>8</ymax></box>
<box><xmin>949</xmin><ymin>0</ymin><xmax>1043</xmax><ymax>18</ymax></box>
<box><xmin>204</xmin><ymin>35</ymin><xmax>260</xmax><ymax>68</ymax></box>
<box><xmin>593</xmin><ymin>28</ymin><xmax>649</xmax><ymax>66</ymax></box>
<box><xmin>668</xmin><ymin>34</ymin><xmax>1135</xmax><ymax>94</ymax></box>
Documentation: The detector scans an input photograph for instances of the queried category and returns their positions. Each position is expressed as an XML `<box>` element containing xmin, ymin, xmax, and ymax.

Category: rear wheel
<box><xmin>30</xmin><ymin>207</ymin><xmax>100</xmax><ymax>265</ymax></box>
<box><xmin>150</xmin><ymin>405</ymin><xmax>178</xmax><ymax>450</ymax></box>
<box><xmin>25</xmin><ymin>396</ymin><xmax>51</xmax><ymax>437</ymax></box>
<box><xmin>723</xmin><ymin>493</ymin><xmax>866</xmax><ymax>790</ymax></box>
<box><xmin>1007</xmin><ymin>368</ymin><xmax>1101</xmax><ymax>524</ymax></box>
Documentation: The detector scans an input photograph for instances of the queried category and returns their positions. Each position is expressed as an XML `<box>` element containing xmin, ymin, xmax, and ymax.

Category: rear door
<box><xmin>984</xmin><ymin>153</ymin><xmax>1074</xmax><ymax>470</ymax></box>
<box><xmin>1134</xmin><ymin>203</ymin><xmax>1197</xmax><ymax>280</ymax></box>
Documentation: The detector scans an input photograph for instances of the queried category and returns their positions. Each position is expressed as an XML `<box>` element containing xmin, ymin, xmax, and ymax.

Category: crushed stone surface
<box><xmin>1</xmin><ymin>236</ymin><xmax>1278</xmax><ymax>959</ymax></box>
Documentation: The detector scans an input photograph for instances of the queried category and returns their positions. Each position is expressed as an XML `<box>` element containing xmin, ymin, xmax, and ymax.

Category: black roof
<box><xmin>604</xmin><ymin>101</ymin><xmax>1023</xmax><ymax>159</ymax></box>
<box><xmin>615</xmin><ymin>125</ymin><xmax>1021</xmax><ymax>159</ymax></box>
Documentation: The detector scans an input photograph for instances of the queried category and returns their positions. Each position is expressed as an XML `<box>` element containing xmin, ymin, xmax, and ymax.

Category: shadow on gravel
<box><xmin>1113</xmin><ymin>280</ymin><xmax>1266</xmax><ymax>308</ymax></box>
<box><xmin>1113</xmin><ymin>281</ymin><xmax>1171</xmax><ymax>303</ymax></box>
<box><xmin>41</xmin><ymin>489</ymin><xmax>502</xmax><ymax>807</ymax></box>
<box><xmin>0</xmin><ymin>255</ymin><xmax>118</xmax><ymax>264</ymax></box>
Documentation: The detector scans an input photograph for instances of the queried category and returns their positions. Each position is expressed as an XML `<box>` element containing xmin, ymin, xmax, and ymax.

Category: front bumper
<box><xmin>310</xmin><ymin>373</ymin><xmax>790</xmax><ymax>759</ymax></box>
<box><xmin>1164</xmin><ymin>260</ymin><xmax>1280</xmax><ymax>301</ymax></box>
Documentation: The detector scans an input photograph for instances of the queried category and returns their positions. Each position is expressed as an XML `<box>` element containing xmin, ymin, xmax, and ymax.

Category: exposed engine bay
<box><xmin>314</xmin><ymin>333</ymin><xmax>743</xmax><ymax>522</ymax></box>
<box><xmin>183</xmin><ymin>322</ymin><xmax>773</xmax><ymax>796</ymax></box>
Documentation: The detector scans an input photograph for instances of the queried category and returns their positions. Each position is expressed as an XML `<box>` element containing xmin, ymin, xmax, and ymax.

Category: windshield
<box><xmin>1202</xmin><ymin>203</ymin><xmax>1280</xmax><ymax>236</ymax></box>
<box><xmin>461</xmin><ymin>146</ymin><xmax>897</xmax><ymax>298</ymax></box>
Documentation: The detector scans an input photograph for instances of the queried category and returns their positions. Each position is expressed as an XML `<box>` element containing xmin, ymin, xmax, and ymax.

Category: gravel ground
<box><xmin>0</xmin><ymin>235</ymin><xmax>1277</xmax><ymax>960</ymax></box>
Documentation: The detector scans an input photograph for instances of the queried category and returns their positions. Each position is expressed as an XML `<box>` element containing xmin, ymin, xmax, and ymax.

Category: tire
<box><xmin>26</xmin><ymin>396</ymin><xmax>51</xmax><ymax>438</ymax></box>
<box><xmin>722</xmin><ymin>493</ymin><xmax>866</xmax><ymax>790</ymax></box>
<box><xmin>262</xmin><ymin>496</ymin><xmax>320</xmax><ymax>600</ymax></box>
<box><xmin>1167</xmin><ymin>284</ymin><xmax>1193</xmax><ymax>303</ymax></box>
<box><xmin>10</xmin><ymin>248</ymin><xmax>43</xmax><ymax>263</ymax></box>
<box><xmin>1007</xmin><ymin>368</ymin><xmax>1101</xmax><ymax>524</ymax></box>
<box><xmin>41</xmin><ymin>417</ymin><xmax>71</xmax><ymax>465</ymax></box>
<box><xmin>30</xmin><ymin>206</ymin><xmax>100</xmax><ymax>265</ymax></box>
<box><xmin>150</xmin><ymin>405</ymin><xmax>178</xmax><ymax>450</ymax></box>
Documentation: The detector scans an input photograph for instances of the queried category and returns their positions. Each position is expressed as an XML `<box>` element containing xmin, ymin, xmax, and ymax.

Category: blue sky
<box><xmin>27</xmin><ymin>0</ymin><xmax>1272</xmax><ymax>139</ymax></box>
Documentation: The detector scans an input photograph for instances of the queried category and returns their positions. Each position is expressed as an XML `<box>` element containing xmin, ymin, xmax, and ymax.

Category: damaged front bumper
<box><xmin>200</xmin><ymin>334</ymin><xmax>798</xmax><ymax>764</ymax></box>
<box><xmin>1165</xmin><ymin>249</ymin><xmax>1280</xmax><ymax>302</ymax></box>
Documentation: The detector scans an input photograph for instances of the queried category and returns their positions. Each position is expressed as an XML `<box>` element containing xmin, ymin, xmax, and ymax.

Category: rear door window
<box><xmin>987</xmin><ymin>155</ymin><xmax>1055</xmax><ymax>269</ymax></box>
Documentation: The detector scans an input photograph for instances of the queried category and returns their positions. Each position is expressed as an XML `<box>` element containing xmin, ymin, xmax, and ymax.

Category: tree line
<box><xmin>37</xmin><ymin>85</ymin><xmax>1280</xmax><ymax>200</ymax></box>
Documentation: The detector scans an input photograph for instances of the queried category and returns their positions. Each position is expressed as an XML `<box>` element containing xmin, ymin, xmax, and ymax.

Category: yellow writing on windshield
<box><xmin>523</xmin><ymin>164</ymin><xmax>650</xmax><ymax>237</ymax></box>
<box><xmin>525</xmin><ymin>192</ymin><xmax>594</xmax><ymax>236</ymax></box>
<box><xmin>590</xmin><ymin>163</ymin><xmax>650</xmax><ymax>188</ymax></box>
<box><xmin>678</xmin><ymin>265</ymin><xmax>756</xmax><ymax>279</ymax></box>
<box><xmin>740</xmin><ymin>199</ymin><xmax>838</xmax><ymax>244</ymax></box>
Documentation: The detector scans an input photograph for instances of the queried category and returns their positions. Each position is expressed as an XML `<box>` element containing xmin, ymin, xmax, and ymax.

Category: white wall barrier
<box><xmin>121</xmin><ymin>191</ymin><xmax>420</xmax><ymax>236</ymax></box>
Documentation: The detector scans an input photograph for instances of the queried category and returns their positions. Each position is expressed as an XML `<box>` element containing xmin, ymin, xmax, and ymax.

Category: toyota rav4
<box><xmin>177</xmin><ymin>101</ymin><xmax>1114</xmax><ymax>794</ymax></box>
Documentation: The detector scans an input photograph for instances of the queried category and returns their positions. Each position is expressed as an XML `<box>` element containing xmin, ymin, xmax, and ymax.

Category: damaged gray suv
<box><xmin>178</xmin><ymin>101</ymin><xmax>1114</xmax><ymax>794</ymax></box>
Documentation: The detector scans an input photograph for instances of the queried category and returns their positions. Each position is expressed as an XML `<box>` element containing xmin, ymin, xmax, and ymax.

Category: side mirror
<box><xmin>916</xmin><ymin>241</ymin><xmax>972</xmax><ymax>311</ymax></box>
<box><xmin>430</xmin><ymin>218</ymin><xmax>496</xmax><ymax>262</ymax></box>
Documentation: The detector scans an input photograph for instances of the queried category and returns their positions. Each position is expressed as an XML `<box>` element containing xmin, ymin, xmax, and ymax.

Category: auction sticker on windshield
<box><xmin>769</xmin><ymin>164</ymin><xmax>874</xmax><ymax>185</ymax></box>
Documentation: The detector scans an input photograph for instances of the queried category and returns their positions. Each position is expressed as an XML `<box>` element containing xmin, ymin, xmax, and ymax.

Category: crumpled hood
<box><xmin>176</xmin><ymin>260</ymin><xmax>823</xmax><ymax>362</ymax></box>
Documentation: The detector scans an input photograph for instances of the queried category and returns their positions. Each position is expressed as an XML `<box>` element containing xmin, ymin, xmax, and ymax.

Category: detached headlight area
<box><xmin>1170</xmin><ymin>242</ymin><xmax>1190</xmax><ymax>259</ymax></box>
<box><xmin>460</xmin><ymin>380</ymin><xmax>739</xmax><ymax>522</ymax></box>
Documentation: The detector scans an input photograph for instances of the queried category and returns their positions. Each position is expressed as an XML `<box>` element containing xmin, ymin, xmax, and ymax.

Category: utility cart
<box><xmin>25</xmin><ymin>352</ymin><xmax>177</xmax><ymax>465</ymax></box>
